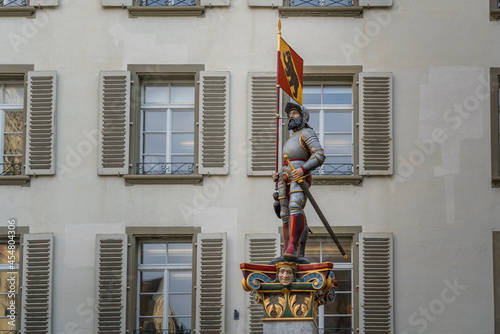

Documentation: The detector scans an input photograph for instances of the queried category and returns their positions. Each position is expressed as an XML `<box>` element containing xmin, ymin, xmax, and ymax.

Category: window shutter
<box><xmin>98</xmin><ymin>71</ymin><xmax>130</xmax><ymax>176</ymax></box>
<box><xmin>195</xmin><ymin>233</ymin><xmax>226</xmax><ymax>333</ymax></box>
<box><xmin>30</xmin><ymin>0</ymin><xmax>58</xmax><ymax>6</ymax></box>
<box><xmin>247</xmin><ymin>73</ymin><xmax>277</xmax><ymax>176</ymax></box>
<box><xmin>248</xmin><ymin>0</ymin><xmax>283</xmax><ymax>6</ymax></box>
<box><xmin>359</xmin><ymin>0</ymin><xmax>392</xmax><ymax>7</ymax></box>
<box><xmin>21</xmin><ymin>233</ymin><xmax>54</xmax><ymax>334</ymax></box>
<box><xmin>200</xmin><ymin>0</ymin><xmax>229</xmax><ymax>6</ymax></box>
<box><xmin>95</xmin><ymin>234</ymin><xmax>128</xmax><ymax>334</ymax></box>
<box><xmin>198</xmin><ymin>71</ymin><xmax>230</xmax><ymax>175</ymax></box>
<box><xmin>359</xmin><ymin>72</ymin><xmax>393</xmax><ymax>176</ymax></box>
<box><xmin>25</xmin><ymin>71</ymin><xmax>57</xmax><ymax>176</ymax></box>
<box><xmin>101</xmin><ymin>0</ymin><xmax>133</xmax><ymax>6</ymax></box>
<box><xmin>245</xmin><ymin>233</ymin><xmax>280</xmax><ymax>334</ymax></box>
<box><xmin>359</xmin><ymin>232</ymin><xmax>393</xmax><ymax>334</ymax></box>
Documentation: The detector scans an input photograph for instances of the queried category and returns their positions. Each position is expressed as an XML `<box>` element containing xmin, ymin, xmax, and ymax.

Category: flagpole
<box><xmin>275</xmin><ymin>18</ymin><xmax>282</xmax><ymax>190</ymax></box>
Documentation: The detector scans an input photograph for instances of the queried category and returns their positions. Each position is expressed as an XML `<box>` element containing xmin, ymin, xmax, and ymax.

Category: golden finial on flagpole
<box><xmin>278</xmin><ymin>18</ymin><xmax>281</xmax><ymax>34</ymax></box>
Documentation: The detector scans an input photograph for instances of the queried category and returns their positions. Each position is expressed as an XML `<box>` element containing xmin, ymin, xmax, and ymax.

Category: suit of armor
<box><xmin>277</xmin><ymin>103</ymin><xmax>325</xmax><ymax>261</ymax></box>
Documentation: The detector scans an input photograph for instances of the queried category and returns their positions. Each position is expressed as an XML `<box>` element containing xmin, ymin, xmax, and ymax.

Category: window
<box><xmin>98</xmin><ymin>66</ymin><xmax>230</xmax><ymax>185</ymax></box>
<box><xmin>288</xmin><ymin>0</ymin><xmax>355</xmax><ymax>7</ymax></box>
<box><xmin>491</xmin><ymin>68</ymin><xmax>500</xmax><ymax>187</ymax></box>
<box><xmin>305</xmin><ymin>235</ymin><xmax>354</xmax><ymax>334</ymax></box>
<box><xmin>93</xmin><ymin>229</ymin><xmax>226</xmax><ymax>334</ymax></box>
<box><xmin>139</xmin><ymin>82</ymin><xmax>195</xmax><ymax>176</ymax></box>
<box><xmin>491</xmin><ymin>0</ymin><xmax>500</xmax><ymax>20</ymax></box>
<box><xmin>0</xmin><ymin>82</ymin><xmax>24</xmax><ymax>176</ymax></box>
<box><xmin>137</xmin><ymin>241</ymin><xmax>193</xmax><ymax>333</ymax></box>
<box><xmin>304</xmin><ymin>84</ymin><xmax>354</xmax><ymax>176</ymax></box>
<box><xmin>0</xmin><ymin>241</ymin><xmax>20</xmax><ymax>331</ymax></box>
<box><xmin>0</xmin><ymin>0</ymin><xmax>26</xmax><ymax>6</ymax></box>
<box><xmin>0</xmin><ymin>0</ymin><xmax>57</xmax><ymax>17</ymax></box>
<box><xmin>107</xmin><ymin>0</ymin><xmax>230</xmax><ymax>17</ymax></box>
<box><xmin>139</xmin><ymin>0</ymin><xmax>196</xmax><ymax>5</ymax></box>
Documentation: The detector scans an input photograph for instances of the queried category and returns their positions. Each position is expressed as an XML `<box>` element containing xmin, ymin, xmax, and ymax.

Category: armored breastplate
<box><xmin>283</xmin><ymin>131</ymin><xmax>310</xmax><ymax>161</ymax></box>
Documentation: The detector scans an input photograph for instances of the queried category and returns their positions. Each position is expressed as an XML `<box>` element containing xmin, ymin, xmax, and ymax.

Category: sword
<box><xmin>284</xmin><ymin>155</ymin><xmax>347</xmax><ymax>259</ymax></box>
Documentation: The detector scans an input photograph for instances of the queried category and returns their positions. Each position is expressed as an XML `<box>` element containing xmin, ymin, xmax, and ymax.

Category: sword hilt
<box><xmin>284</xmin><ymin>155</ymin><xmax>304</xmax><ymax>184</ymax></box>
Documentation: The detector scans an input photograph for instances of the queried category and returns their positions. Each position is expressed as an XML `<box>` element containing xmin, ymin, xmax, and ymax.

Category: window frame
<box><xmin>491</xmin><ymin>68</ymin><xmax>500</xmax><ymax>187</ymax></box>
<box><xmin>125</xmin><ymin>64</ymin><xmax>204</xmax><ymax>185</ymax></box>
<box><xmin>0</xmin><ymin>226</ymin><xmax>28</xmax><ymax>332</ymax></box>
<box><xmin>303</xmin><ymin>225</ymin><xmax>361</xmax><ymax>333</ymax></box>
<box><xmin>126</xmin><ymin>226</ymin><xmax>200</xmax><ymax>334</ymax></box>
<box><xmin>0</xmin><ymin>65</ymin><xmax>33</xmax><ymax>186</ymax></box>
<box><xmin>296</xmin><ymin>66</ymin><xmax>363</xmax><ymax>185</ymax></box>
<box><xmin>491</xmin><ymin>0</ymin><xmax>500</xmax><ymax>20</ymax></box>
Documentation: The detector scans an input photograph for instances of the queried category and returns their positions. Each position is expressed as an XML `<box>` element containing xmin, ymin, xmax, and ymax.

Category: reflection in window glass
<box><xmin>137</xmin><ymin>241</ymin><xmax>193</xmax><ymax>333</ymax></box>
<box><xmin>1</xmin><ymin>83</ymin><xmax>24</xmax><ymax>176</ymax></box>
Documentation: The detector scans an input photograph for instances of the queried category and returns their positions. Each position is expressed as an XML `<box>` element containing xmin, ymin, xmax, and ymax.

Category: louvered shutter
<box><xmin>30</xmin><ymin>0</ymin><xmax>58</xmax><ymax>6</ymax></box>
<box><xmin>245</xmin><ymin>233</ymin><xmax>280</xmax><ymax>334</ymax></box>
<box><xmin>247</xmin><ymin>73</ymin><xmax>277</xmax><ymax>176</ymax></box>
<box><xmin>95</xmin><ymin>234</ymin><xmax>127</xmax><ymax>334</ymax></box>
<box><xmin>21</xmin><ymin>233</ymin><xmax>53</xmax><ymax>334</ymax></box>
<box><xmin>359</xmin><ymin>0</ymin><xmax>392</xmax><ymax>7</ymax></box>
<box><xmin>25</xmin><ymin>71</ymin><xmax>56</xmax><ymax>176</ymax></box>
<box><xmin>248</xmin><ymin>0</ymin><xmax>283</xmax><ymax>6</ymax></box>
<box><xmin>359</xmin><ymin>232</ymin><xmax>393</xmax><ymax>334</ymax></box>
<box><xmin>200</xmin><ymin>0</ymin><xmax>229</xmax><ymax>6</ymax></box>
<box><xmin>101</xmin><ymin>0</ymin><xmax>132</xmax><ymax>6</ymax></box>
<box><xmin>198</xmin><ymin>72</ymin><xmax>230</xmax><ymax>175</ymax></box>
<box><xmin>98</xmin><ymin>71</ymin><xmax>130</xmax><ymax>175</ymax></box>
<box><xmin>359</xmin><ymin>72</ymin><xmax>393</xmax><ymax>175</ymax></box>
<box><xmin>195</xmin><ymin>233</ymin><xmax>226</xmax><ymax>333</ymax></box>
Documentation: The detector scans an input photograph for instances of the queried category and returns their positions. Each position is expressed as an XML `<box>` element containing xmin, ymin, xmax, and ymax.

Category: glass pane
<box><xmin>324</xmin><ymin>134</ymin><xmax>352</xmax><ymax>156</ymax></box>
<box><xmin>168</xmin><ymin>294</ymin><xmax>191</xmax><ymax>317</ymax></box>
<box><xmin>303</xmin><ymin>86</ymin><xmax>321</xmax><ymax>104</ymax></box>
<box><xmin>141</xmin><ymin>271</ymin><xmax>164</xmax><ymax>293</ymax></box>
<box><xmin>168</xmin><ymin>316</ymin><xmax>191</xmax><ymax>331</ymax></box>
<box><xmin>4</xmin><ymin>111</ymin><xmax>23</xmax><ymax>133</ymax></box>
<box><xmin>324</xmin><ymin>315</ymin><xmax>353</xmax><ymax>332</ymax></box>
<box><xmin>4</xmin><ymin>134</ymin><xmax>23</xmax><ymax>155</ymax></box>
<box><xmin>169</xmin><ymin>270</ymin><xmax>192</xmax><ymax>293</ymax></box>
<box><xmin>144</xmin><ymin>111</ymin><xmax>167</xmax><ymax>132</ymax></box>
<box><xmin>324</xmin><ymin>111</ymin><xmax>352</xmax><ymax>133</ymax></box>
<box><xmin>170</xmin><ymin>156</ymin><xmax>194</xmax><ymax>174</ymax></box>
<box><xmin>140</xmin><ymin>294</ymin><xmax>164</xmax><ymax>316</ymax></box>
<box><xmin>171</xmin><ymin>85</ymin><xmax>195</xmax><ymax>104</ymax></box>
<box><xmin>167</xmin><ymin>243</ymin><xmax>192</xmax><ymax>264</ymax></box>
<box><xmin>141</xmin><ymin>243</ymin><xmax>167</xmax><ymax>264</ymax></box>
<box><xmin>325</xmin><ymin>293</ymin><xmax>352</xmax><ymax>315</ymax></box>
<box><xmin>138</xmin><ymin>317</ymin><xmax>163</xmax><ymax>331</ymax></box>
<box><xmin>2</xmin><ymin>85</ymin><xmax>24</xmax><ymax>105</ymax></box>
<box><xmin>323</xmin><ymin>156</ymin><xmax>353</xmax><ymax>175</ymax></box>
<box><xmin>0</xmin><ymin>317</ymin><xmax>17</xmax><ymax>330</ymax></box>
<box><xmin>145</xmin><ymin>85</ymin><xmax>169</xmax><ymax>103</ymax></box>
<box><xmin>323</xmin><ymin>86</ymin><xmax>352</xmax><ymax>105</ymax></box>
<box><xmin>172</xmin><ymin>110</ymin><xmax>194</xmax><ymax>132</ymax></box>
<box><xmin>0</xmin><ymin>244</ymin><xmax>19</xmax><ymax>264</ymax></box>
<box><xmin>142</xmin><ymin>156</ymin><xmax>167</xmax><ymax>175</ymax></box>
<box><xmin>0</xmin><ymin>272</ymin><xmax>19</xmax><ymax>292</ymax></box>
<box><xmin>144</xmin><ymin>133</ymin><xmax>167</xmax><ymax>154</ymax></box>
<box><xmin>2</xmin><ymin>156</ymin><xmax>22</xmax><ymax>175</ymax></box>
<box><xmin>304</xmin><ymin>237</ymin><xmax>352</xmax><ymax>263</ymax></box>
<box><xmin>308</xmin><ymin>111</ymin><xmax>320</xmax><ymax>133</ymax></box>
<box><xmin>331</xmin><ymin>271</ymin><xmax>351</xmax><ymax>292</ymax></box>
<box><xmin>171</xmin><ymin>133</ymin><xmax>194</xmax><ymax>154</ymax></box>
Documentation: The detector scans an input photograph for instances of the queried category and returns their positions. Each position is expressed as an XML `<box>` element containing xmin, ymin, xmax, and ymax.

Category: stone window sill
<box><xmin>124</xmin><ymin>174</ymin><xmax>203</xmax><ymax>185</ymax></box>
<box><xmin>312</xmin><ymin>175</ymin><xmax>363</xmax><ymax>186</ymax></box>
<box><xmin>128</xmin><ymin>5</ymin><xmax>205</xmax><ymax>17</ymax></box>
<box><xmin>279</xmin><ymin>6</ymin><xmax>363</xmax><ymax>17</ymax></box>
<box><xmin>492</xmin><ymin>176</ymin><xmax>500</xmax><ymax>187</ymax></box>
<box><xmin>0</xmin><ymin>6</ymin><xmax>35</xmax><ymax>17</ymax></box>
<box><xmin>491</xmin><ymin>9</ymin><xmax>500</xmax><ymax>20</ymax></box>
<box><xmin>0</xmin><ymin>175</ymin><xmax>30</xmax><ymax>186</ymax></box>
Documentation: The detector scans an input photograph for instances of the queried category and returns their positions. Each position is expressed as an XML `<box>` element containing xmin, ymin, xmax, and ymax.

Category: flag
<box><xmin>277</xmin><ymin>36</ymin><xmax>304</xmax><ymax>105</ymax></box>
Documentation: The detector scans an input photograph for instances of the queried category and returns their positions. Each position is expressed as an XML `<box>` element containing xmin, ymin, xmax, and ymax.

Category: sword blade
<box><xmin>298</xmin><ymin>182</ymin><xmax>347</xmax><ymax>258</ymax></box>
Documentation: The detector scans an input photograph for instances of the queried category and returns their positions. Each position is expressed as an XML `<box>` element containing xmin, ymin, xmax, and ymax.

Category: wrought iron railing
<box><xmin>0</xmin><ymin>163</ymin><xmax>22</xmax><ymax>176</ymax></box>
<box><xmin>290</xmin><ymin>0</ymin><xmax>352</xmax><ymax>7</ymax></box>
<box><xmin>133</xmin><ymin>330</ymin><xmax>191</xmax><ymax>334</ymax></box>
<box><xmin>312</xmin><ymin>163</ymin><xmax>353</xmax><ymax>176</ymax></box>
<box><xmin>318</xmin><ymin>328</ymin><xmax>353</xmax><ymax>334</ymax></box>
<box><xmin>0</xmin><ymin>0</ymin><xmax>26</xmax><ymax>6</ymax></box>
<box><xmin>137</xmin><ymin>162</ymin><xmax>194</xmax><ymax>175</ymax></box>
<box><xmin>140</xmin><ymin>0</ymin><xmax>196</xmax><ymax>6</ymax></box>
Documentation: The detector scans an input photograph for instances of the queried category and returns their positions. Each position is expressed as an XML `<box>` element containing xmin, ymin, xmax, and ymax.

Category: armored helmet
<box><xmin>284</xmin><ymin>101</ymin><xmax>309</xmax><ymax>129</ymax></box>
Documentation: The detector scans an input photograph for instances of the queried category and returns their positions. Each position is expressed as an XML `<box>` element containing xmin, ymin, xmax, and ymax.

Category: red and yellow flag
<box><xmin>277</xmin><ymin>36</ymin><xmax>304</xmax><ymax>105</ymax></box>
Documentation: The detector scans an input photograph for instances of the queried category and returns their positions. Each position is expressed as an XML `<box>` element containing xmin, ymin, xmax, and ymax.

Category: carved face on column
<box><xmin>278</xmin><ymin>266</ymin><xmax>294</xmax><ymax>286</ymax></box>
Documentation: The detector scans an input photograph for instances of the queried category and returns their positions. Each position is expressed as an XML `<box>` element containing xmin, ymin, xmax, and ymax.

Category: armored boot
<box><xmin>283</xmin><ymin>214</ymin><xmax>305</xmax><ymax>260</ymax></box>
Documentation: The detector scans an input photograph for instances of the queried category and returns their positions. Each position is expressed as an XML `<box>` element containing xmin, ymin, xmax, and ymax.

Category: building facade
<box><xmin>0</xmin><ymin>0</ymin><xmax>500</xmax><ymax>333</ymax></box>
